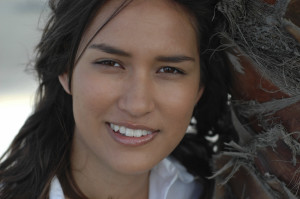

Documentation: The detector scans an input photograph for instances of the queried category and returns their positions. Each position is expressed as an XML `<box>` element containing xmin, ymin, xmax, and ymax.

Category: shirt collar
<box><xmin>149</xmin><ymin>157</ymin><xmax>201</xmax><ymax>199</ymax></box>
<box><xmin>49</xmin><ymin>176</ymin><xmax>65</xmax><ymax>199</ymax></box>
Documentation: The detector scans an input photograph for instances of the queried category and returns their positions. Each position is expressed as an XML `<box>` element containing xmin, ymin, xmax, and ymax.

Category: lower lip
<box><xmin>106</xmin><ymin>123</ymin><xmax>158</xmax><ymax>146</ymax></box>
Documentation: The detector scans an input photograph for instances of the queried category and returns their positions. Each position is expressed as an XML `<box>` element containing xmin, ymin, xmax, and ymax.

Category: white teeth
<box><xmin>114</xmin><ymin>125</ymin><xmax>120</xmax><ymax>132</ymax></box>
<box><xmin>142</xmin><ymin>130</ymin><xmax>148</xmax><ymax>136</ymax></box>
<box><xmin>110</xmin><ymin>123</ymin><xmax>152</xmax><ymax>137</ymax></box>
<box><xmin>120</xmin><ymin>126</ymin><xmax>126</xmax><ymax>134</ymax></box>
<box><xmin>125</xmin><ymin>128</ymin><xmax>134</xmax><ymax>136</ymax></box>
<box><xmin>134</xmin><ymin>130</ymin><xmax>142</xmax><ymax>137</ymax></box>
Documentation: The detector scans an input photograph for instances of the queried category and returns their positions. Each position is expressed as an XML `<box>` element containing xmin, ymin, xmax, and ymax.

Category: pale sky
<box><xmin>0</xmin><ymin>0</ymin><xmax>47</xmax><ymax>156</ymax></box>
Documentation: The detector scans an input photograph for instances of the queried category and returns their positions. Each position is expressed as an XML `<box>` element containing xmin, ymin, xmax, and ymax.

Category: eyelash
<box><xmin>158</xmin><ymin>66</ymin><xmax>185</xmax><ymax>75</ymax></box>
<box><xmin>94</xmin><ymin>59</ymin><xmax>123</xmax><ymax>68</ymax></box>
<box><xmin>94</xmin><ymin>59</ymin><xmax>185</xmax><ymax>75</ymax></box>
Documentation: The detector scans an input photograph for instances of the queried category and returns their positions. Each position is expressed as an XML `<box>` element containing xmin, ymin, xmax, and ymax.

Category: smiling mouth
<box><xmin>110</xmin><ymin>123</ymin><xmax>153</xmax><ymax>137</ymax></box>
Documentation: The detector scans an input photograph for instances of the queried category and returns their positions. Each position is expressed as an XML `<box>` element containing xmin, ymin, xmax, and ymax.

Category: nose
<box><xmin>118</xmin><ymin>73</ymin><xmax>155</xmax><ymax>118</ymax></box>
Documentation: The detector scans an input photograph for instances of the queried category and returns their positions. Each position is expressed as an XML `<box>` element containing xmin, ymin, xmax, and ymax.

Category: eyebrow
<box><xmin>89</xmin><ymin>43</ymin><xmax>131</xmax><ymax>57</ymax></box>
<box><xmin>89</xmin><ymin>43</ymin><xmax>195</xmax><ymax>63</ymax></box>
<box><xmin>155</xmin><ymin>55</ymin><xmax>195</xmax><ymax>63</ymax></box>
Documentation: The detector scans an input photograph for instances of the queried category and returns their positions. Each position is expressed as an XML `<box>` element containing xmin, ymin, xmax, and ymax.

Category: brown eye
<box><xmin>95</xmin><ymin>60</ymin><xmax>122</xmax><ymax>68</ymax></box>
<box><xmin>158</xmin><ymin>66</ymin><xmax>184</xmax><ymax>74</ymax></box>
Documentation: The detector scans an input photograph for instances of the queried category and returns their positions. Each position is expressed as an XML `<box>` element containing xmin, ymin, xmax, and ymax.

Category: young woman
<box><xmin>0</xmin><ymin>0</ymin><xmax>231</xmax><ymax>198</ymax></box>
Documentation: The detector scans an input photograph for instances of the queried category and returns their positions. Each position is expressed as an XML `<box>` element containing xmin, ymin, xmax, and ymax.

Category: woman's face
<box><xmin>60</xmin><ymin>0</ymin><xmax>203</xmax><ymax>176</ymax></box>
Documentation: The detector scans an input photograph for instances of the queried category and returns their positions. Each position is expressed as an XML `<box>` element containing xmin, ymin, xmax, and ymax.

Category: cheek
<box><xmin>158</xmin><ymin>79</ymin><xmax>201</xmax><ymax>135</ymax></box>
<box><xmin>161</xmin><ymin>78</ymin><xmax>200</xmax><ymax>116</ymax></box>
<box><xmin>154</xmin><ymin>87</ymin><xmax>199</xmax><ymax>159</ymax></box>
<box><xmin>71</xmin><ymin>69</ymin><xmax>120</xmax><ymax>125</ymax></box>
<box><xmin>163</xmin><ymin>94</ymin><xmax>196</xmax><ymax>131</ymax></box>
<box><xmin>73</xmin><ymin>78</ymin><xmax>100</xmax><ymax>116</ymax></box>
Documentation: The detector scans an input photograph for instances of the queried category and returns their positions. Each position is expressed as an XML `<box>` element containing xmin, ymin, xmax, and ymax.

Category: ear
<box><xmin>195</xmin><ymin>86</ymin><xmax>205</xmax><ymax>104</ymax></box>
<box><xmin>58</xmin><ymin>73</ymin><xmax>71</xmax><ymax>95</ymax></box>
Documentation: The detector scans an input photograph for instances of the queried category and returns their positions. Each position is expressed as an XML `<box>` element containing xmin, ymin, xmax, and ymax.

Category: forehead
<box><xmin>76</xmin><ymin>0</ymin><xmax>198</xmax><ymax>59</ymax></box>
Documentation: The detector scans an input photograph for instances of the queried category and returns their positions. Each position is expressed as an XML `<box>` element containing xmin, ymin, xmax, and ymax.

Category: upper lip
<box><xmin>107</xmin><ymin>121</ymin><xmax>159</xmax><ymax>132</ymax></box>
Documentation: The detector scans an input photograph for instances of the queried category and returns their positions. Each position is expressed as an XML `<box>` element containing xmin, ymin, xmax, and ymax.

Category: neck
<box><xmin>73</xmin><ymin>167</ymin><xmax>149</xmax><ymax>199</ymax></box>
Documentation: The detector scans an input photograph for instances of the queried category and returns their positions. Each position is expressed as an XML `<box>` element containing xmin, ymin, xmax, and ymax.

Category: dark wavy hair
<box><xmin>0</xmin><ymin>0</ymin><xmax>231</xmax><ymax>198</ymax></box>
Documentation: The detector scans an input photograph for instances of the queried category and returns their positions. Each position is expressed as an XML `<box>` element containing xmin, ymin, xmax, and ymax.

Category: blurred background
<box><xmin>0</xmin><ymin>0</ymin><xmax>48</xmax><ymax>156</ymax></box>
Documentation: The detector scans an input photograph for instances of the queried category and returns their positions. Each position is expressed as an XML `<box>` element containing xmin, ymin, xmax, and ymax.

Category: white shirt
<box><xmin>49</xmin><ymin>158</ymin><xmax>202</xmax><ymax>199</ymax></box>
